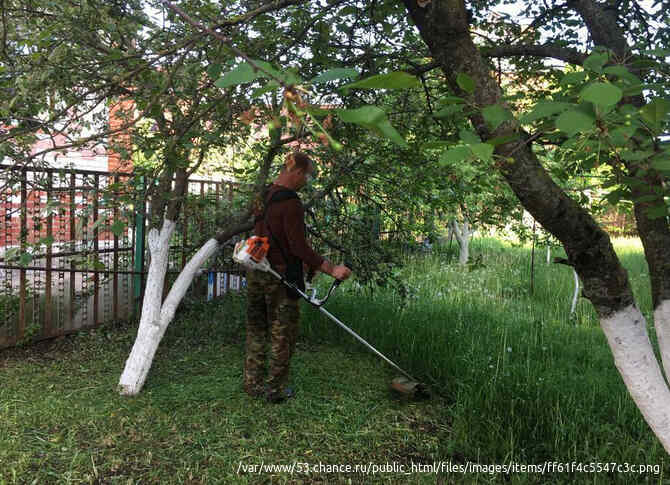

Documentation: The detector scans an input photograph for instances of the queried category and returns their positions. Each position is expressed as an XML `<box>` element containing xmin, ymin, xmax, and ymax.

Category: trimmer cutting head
<box><xmin>390</xmin><ymin>377</ymin><xmax>430</xmax><ymax>400</ymax></box>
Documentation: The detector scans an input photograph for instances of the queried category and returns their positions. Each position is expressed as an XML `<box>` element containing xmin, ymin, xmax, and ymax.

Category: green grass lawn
<box><xmin>1</xmin><ymin>237</ymin><xmax>669</xmax><ymax>484</ymax></box>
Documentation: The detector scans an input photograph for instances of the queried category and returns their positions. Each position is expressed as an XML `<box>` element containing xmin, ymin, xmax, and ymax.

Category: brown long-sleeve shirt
<box><xmin>254</xmin><ymin>184</ymin><xmax>324</xmax><ymax>272</ymax></box>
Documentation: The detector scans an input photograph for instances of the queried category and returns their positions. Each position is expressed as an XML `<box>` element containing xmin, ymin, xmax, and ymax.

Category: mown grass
<box><xmin>1</xmin><ymin>237</ymin><xmax>668</xmax><ymax>484</ymax></box>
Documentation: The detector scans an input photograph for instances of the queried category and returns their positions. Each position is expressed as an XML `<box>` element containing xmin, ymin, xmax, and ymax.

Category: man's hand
<box><xmin>332</xmin><ymin>264</ymin><xmax>352</xmax><ymax>281</ymax></box>
<box><xmin>319</xmin><ymin>260</ymin><xmax>352</xmax><ymax>281</ymax></box>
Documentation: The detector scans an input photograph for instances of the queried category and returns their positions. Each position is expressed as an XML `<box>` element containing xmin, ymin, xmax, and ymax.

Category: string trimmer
<box><xmin>233</xmin><ymin>236</ymin><xmax>429</xmax><ymax>399</ymax></box>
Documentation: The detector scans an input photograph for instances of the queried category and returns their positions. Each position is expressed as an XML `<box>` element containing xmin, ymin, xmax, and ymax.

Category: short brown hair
<box><xmin>286</xmin><ymin>151</ymin><xmax>313</xmax><ymax>172</ymax></box>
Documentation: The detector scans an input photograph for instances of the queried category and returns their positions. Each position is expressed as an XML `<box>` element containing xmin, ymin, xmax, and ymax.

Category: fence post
<box><xmin>133</xmin><ymin>176</ymin><xmax>145</xmax><ymax>316</ymax></box>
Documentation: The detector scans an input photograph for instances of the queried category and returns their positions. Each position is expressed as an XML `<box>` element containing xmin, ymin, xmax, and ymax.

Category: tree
<box><xmin>401</xmin><ymin>0</ymin><xmax>670</xmax><ymax>451</ymax></box>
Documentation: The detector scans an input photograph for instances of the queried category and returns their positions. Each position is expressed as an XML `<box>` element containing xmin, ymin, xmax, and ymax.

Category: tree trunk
<box><xmin>601</xmin><ymin>304</ymin><xmax>670</xmax><ymax>444</ymax></box>
<box><xmin>451</xmin><ymin>219</ymin><xmax>473</xmax><ymax>265</ymax></box>
<box><xmin>402</xmin><ymin>0</ymin><xmax>670</xmax><ymax>452</ymax></box>
<box><xmin>118</xmin><ymin>233</ymin><xmax>220</xmax><ymax>395</ymax></box>
<box><xmin>568</xmin><ymin>0</ymin><xmax>670</xmax><ymax>389</ymax></box>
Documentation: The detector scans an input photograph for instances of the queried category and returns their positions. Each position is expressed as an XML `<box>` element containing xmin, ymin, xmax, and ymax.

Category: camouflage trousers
<box><xmin>244</xmin><ymin>269</ymin><xmax>300</xmax><ymax>398</ymax></box>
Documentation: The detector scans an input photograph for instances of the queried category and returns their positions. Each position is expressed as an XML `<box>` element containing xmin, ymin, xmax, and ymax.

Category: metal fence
<box><xmin>0</xmin><ymin>165</ymin><xmax>245</xmax><ymax>349</ymax></box>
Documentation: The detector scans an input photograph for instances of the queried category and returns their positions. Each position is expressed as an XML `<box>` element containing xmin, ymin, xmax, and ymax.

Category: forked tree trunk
<box><xmin>118</xmin><ymin>231</ymin><xmax>220</xmax><ymax>395</ymax></box>
<box><xmin>451</xmin><ymin>219</ymin><xmax>474</xmax><ymax>265</ymax></box>
<box><xmin>403</xmin><ymin>0</ymin><xmax>670</xmax><ymax>452</ymax></box>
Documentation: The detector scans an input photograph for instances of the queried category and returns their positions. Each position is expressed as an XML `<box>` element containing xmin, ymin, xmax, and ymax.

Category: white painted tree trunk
<box><xmin>601</xmin><ymin>304</ymin><xmax>670</xmax><ymax>453</ymax></box>
<box><xmin>118</xmin><ymin>215</ymin><xmax>220</xmax><ymax>396</ymax></box>
<box><xmin>451</xmin><ymin>220</ymin><xmax>474</xmax><ymax>265</ymax></box>
<box><xmin>654</xmin><ymin>300</ymin><xmax>670</xmax><ymax>383</ymax></box>
<box><xmin>546</xmin><ymin>246</ymin><xmax>551</xmax><ymax>264</ymax></box>
<box><xmin>570</xmin><ymin>269</ymin><xmax>580</xmax><ymax>316</ymax></box>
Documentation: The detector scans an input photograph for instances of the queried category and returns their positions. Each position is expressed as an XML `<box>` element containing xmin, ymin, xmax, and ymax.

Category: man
<box><xmin>244</xmin><ymin>151</ymin><xmax>352</xmax><ymax>403</ymax></box>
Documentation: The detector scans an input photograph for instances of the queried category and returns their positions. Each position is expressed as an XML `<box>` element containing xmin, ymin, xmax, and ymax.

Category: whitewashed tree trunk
<box><xmin>570</xmin><ymin>268</ymin><xmax>580</xmax><ymax>316</ymax></box>
<box><xmin>601</xmin><ymin>304</ymin><xmax>670</xmax><ymax>452</ymax></box>
<box><xmin>546</xmin><ymin>246</ymin><xmax>551</xmax><ymax>264</ymax></box>
<box><xmin>118</xmin><ymin>216</ymin><xmax>220</xmax><ymax>396</ymax></box>
<box><xmin>451</xmin><ymin>219</ymin><xmax>474</xmax><ymax>265</ymax></box>
<box><xmin>654</xmin><ymin>300</ymin><xmax>670</xmax><ymax>383</ymax></box>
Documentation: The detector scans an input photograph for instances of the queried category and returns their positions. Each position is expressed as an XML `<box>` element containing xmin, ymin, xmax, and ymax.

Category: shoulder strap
<box><xmin>253</xmin><ymin>188</ymin><xmax>299</xmax><ymax>223</ymax></box>
<box><xmin>268</xmin><ymin>188</ymin><xmax>299</xmax><ymax>205</ymax></box>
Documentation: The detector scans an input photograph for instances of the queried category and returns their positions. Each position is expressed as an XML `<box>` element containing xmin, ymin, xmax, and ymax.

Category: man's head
<box><xmin>279</xmin><ymin>151</ymin><xmax>314</xmax><ymax>190</ymax></box>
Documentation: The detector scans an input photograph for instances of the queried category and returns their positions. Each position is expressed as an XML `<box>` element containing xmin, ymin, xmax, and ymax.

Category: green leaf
<box><xmin>622</xmin><ymin>84</ymin><xmax>644</xmax><ymax>96</ymax></box>
<box><xmin>561</xmin><ymin>71</ymin><xmax>587</xmax><ymax>86</ymax></box>
<box><xmin>609</xmin><ymin>125</ymin><xmax>638</xmax><ymax>146</ymax></box>
<box><xmin>305</xmin><ymin>105</ymin><xmax>332</xmax><ymax>117</ymax></box>
<box><xmin>38</xmin><ymin>235</ymin><xmax>54</xmax><ymax>246</ymax></box>
<box><xmin>640</xmin><ymin>98</ymin><xmax>670</xmax><ymax>126</ymax></box>
<box><xmin>215</xmin><ymin>63</ymin><xmax>261</xmax><ymax>89</ymax></box>
<box><xmin>583</xmin><ymin>51</ymin><xmax>609</xmax><ymax>73</ymax></box>
<box><xmin>433</xmin><ymin>105</ymin><xmax>463</xmax><ymax>118</ymax></box>
<box><xmin>603</xmin><ymin>65</ymin><xmax>640</xmax><ymax>84</ymax></box>
<box><xmin>456</xmin><ymin>73</ymin><xmax>475</xmax><ymax>94</ymax></box>
<box><xmin>459</xmin><ymin>129</ymin><xmax>480</xmax><ymax>145</ymax></box>
<box><xmin>482</xmin><ymin>104</ymin><xmax>513</xmax><ymax>130</ymax></box>
<box><xmin>651</xmin><ymin>158</ymin><xmax>670</xmax><ymax>172</ymax></box>
<box><xmin>487</xmin><ymin>133</ymin><xmax>520</xmax><ymax>146</ymax></box>
<box><xmin>520</xmin><ymin>101</ymin><xmax>571</xmax><ymax>123</ymax></box>
<box><xmin>580</xmin><ymin>82</ymin><xmax>623</xmax><ymax>107</ymax></box>
<box><xmin>555</xmin><ymin>110</ymin><xmax>595</xmax><ymax>136</ymax></box>
<box><xmin>336</xmin><ymin>105</ymin><xmax>385</xmax><ymax>125</ymax></box>
<box><xmin>634</xmin><ymin>195</ymin><xmax>660</xmax><ymax>204</ymax></box>
<box><xmin>645</xmin><ymin>204</ymin><xmax>668</xmax><ymax>220</ymax></box>
<box><xmin>110</xmin><ymin>220</ymin><xmax>126</xmax><ymax>237</ymax></box>
<box><xmin>620</xmin><ymin>150</ymin><xmax>654</xmax><ymax>161</ymax></box>
<box><xmin>215</xmin><ymin>60</ymin><xmax>297</xmax><ymax>89</ymax></box>
<box><xmin>276</xmin><ymin>68</ymin><xmax>303</xmax><ymax>85</ymax></box>
<box><xmin>643</xmin><ymin>48</ymin><xmax>670</xmax><ymax>57</ymax></box>
<box><xmin>440</xmin><ymin>96</ymin><xmax>466</xmax><ymax>105</ymax></box>
<box><xmin>19</xmin><ymin>252</ymin><xmax>32</xmax><ymax>266</ymax></box>
<box><xmin>310</xmin><ymin>68</ymin><xmax>359</xmax><ymax>84</ymax></box>
<box><xmin>207</xmin><ymin>63</ymin><xmax>222</xmax><ymax>80</ymax></box>
<box><xmin>343</xmin><ymin>71</ymin><xmax>420</xmax><ymax>89</ymax></box>
<box><xmin>335</xmin><ymin>106</ymin><xmax>408</xmax><ymax>148</ymax></box>
<box><xmin>440</xmin><ymin>146</ymin><xmax>471</xmax><ymax>166</ymax></box>
<box><xmin>606</xmin><ymin>190</ymin><xmax>624</xmax><ymax>206</ymax></box>
<box><xmin>422</xmin><ymin>141</ymin><xmax>451</xmax><ymax>150</ymax></box>
<box><xmin>469</xmin><ymin>143</ymin><xmax>494</xmax><ymax>161</ymax></box>
<box><xmin>251</xmin><ymin>81</ymin><xmax>279</xmax><ymax>99</ymax></box>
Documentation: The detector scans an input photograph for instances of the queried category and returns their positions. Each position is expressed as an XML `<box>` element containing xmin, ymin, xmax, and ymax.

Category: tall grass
<box><xmin>301</xmin><ymin>237</ymin><xmax>665</xmax><ymax>468</ymax></box>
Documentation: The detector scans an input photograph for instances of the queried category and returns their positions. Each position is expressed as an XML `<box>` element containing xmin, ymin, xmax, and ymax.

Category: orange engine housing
<box><xmin>246</xmin><ymin>236</ymin><xmax>270</xmax><ymax>263</ymax></box>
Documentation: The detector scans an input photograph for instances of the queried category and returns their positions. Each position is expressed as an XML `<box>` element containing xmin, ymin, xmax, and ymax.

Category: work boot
<box><xmin>266</xmin><ymin>387</ymin><xmax>296</xmax><ymax>404</ymax></box>
<box><xmin>244</xmin><ymin>383</ymin><xmax>264</xmax><ymax>398</ymax></box>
